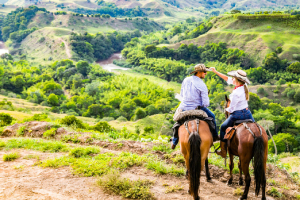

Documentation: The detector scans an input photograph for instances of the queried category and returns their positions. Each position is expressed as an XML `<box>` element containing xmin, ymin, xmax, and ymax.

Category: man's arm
<box><xmin>201</xmin><ymin>88</ymin><xmax>210</xmax><ymax>107</ymax></box>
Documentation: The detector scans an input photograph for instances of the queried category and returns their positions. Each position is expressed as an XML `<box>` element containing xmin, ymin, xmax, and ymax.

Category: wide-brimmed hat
<box><xmin>227</xmin><ymin>70</ymin><xmax>250</xmax><ymax>85</ymax></box>
<box><xmin>190</xmin><ymin>64</ymin><xmax>212</xmax><ymax>74</ymax></box>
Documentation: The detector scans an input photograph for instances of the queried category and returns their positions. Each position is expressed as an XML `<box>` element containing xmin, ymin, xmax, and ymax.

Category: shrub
<box><xmin>3</xmin><ymin>152</ymin><xmax>20</xmax><ymax>161</ymax></box>
<box><xmin>117</xmin><ymin>116</ymin><xmax>127</xmax><ymax>122</ymax></box>
<box><xmin>133</xmin><ymin>107</ymin><xmax>146</xmax><ymax>120</ymax></box>
<box><xmin>0</xmin><ymin>113</ymin><xmax>14</xmax><ymax>127</ymax></box>
<box><xmin>69</xmin><ymin>146</ymin><xmax>100</xmax><ymax>158</ymax></box>
<box><xmin>257</xmin><ymin>87</ymin><xmax>265</xmax><ymax>94</ymax></box>
<box><xmin>43</xmin><ymin>128</ymin><xmax>57</xmax><ymax>138</ymax></box>
<box><xmin>98</xmin><ymin>171</ymin><xmax>154</xmax><ymax>199</ymax></box>
<box><xmin>38</xmin><ymin>37</ymin><xmax>45</xmax><ymax>43</ymax></box>
<box><xmin>144</xmin><ymin>126</ymin><xmax>154</xmax><ymax>134</ymax></box>
<box><xmin>17</xmin><ymin>125</ymin><xmax>26</xmax><ymax>136</ymax></box>
<box><xmin>92</xmin><ymin>121</ymin><xmax>113</xmax><ymax>132</ymax></box>
<box><xmin>60</xmin><ymin>115</ymin><xmax>85</xmax><ymax>129</ymax></box>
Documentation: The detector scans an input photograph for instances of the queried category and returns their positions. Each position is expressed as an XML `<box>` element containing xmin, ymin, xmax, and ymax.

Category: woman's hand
<box><xmin>210</xmin><ymin>67</ymin><xmax>217</xmax><ymax>73</ymax></box>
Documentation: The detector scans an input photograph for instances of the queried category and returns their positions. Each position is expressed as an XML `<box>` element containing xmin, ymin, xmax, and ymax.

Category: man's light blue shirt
<box><xmin>178</xmin><ymin>76</ymin><xmax>209</xmax><ymax>110</ymax></box>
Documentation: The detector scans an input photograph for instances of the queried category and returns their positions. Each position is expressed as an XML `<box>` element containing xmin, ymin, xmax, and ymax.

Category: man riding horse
<box><xmin>171</xmin><ymin>64</ymin><xmax>219</xmax><ymax>149</ymax></box>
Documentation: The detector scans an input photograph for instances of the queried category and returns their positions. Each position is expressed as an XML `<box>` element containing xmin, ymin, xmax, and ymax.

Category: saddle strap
<box><xmin>243</xmin><ymin>122</ymin><xmax>263</xmax><ymax>138</ymax></box>
<box><xmin>184</xmin><ymin>119</ymin><xmax>200</xmax><ymax>136</ymax></box>
<box><xmin>255</xmin><ymin>122</ymin><xmax>263</xmax><ymax>136</ymax></box>
<box><xmin>243</xmin><ymin>122</ymin><xmax>255</xmax><ymax>138</ymax></box>
<box><xmin>184</xmin><ymin>121</ymin><xmax>191</xmax><ymax>135</ymax></box>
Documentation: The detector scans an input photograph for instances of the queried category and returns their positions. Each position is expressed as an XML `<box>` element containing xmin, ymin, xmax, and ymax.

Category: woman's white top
<box><xmin>226</xmin><ymin>77</ymin><xmax>248</xmax><ymax>113</ymax></box>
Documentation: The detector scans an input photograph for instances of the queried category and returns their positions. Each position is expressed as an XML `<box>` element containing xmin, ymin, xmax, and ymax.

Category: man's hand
<box><xmin>210</xmin><ymin>67</ymin><xmax>217</xmax><ymax>73</ymax></box>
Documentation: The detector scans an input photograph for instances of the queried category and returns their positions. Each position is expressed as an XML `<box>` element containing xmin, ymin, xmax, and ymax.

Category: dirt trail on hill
<box><xmin>59</xmin><ymin>39</ymin><xmax>71</xmax><ymax>58</ymax></box>
<box><xmin>0</xmin><ymin>141</ymin><xmax>278</xmax><ymax>200</ymax></box>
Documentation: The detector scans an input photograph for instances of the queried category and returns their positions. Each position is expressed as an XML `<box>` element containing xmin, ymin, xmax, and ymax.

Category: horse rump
<box><xmin>188</xmin><ymin>131</ymin><xmax>201</xmax><ymax>199</ymax></box>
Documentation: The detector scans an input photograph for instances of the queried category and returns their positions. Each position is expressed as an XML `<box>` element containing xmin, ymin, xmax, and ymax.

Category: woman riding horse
<box><xmin>210</xmin><ymin>68</ymin><xmax>255</xmax><ymax>158</ymax></box>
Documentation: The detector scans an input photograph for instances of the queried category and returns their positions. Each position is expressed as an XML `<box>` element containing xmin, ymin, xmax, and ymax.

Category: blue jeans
<box><xmin>220</xmin><ymin>108</ymin><xmax>255</xmax><ymax>142</ymax></box>
<box><xmin>172</xmin><ymin>107</ymin><xmax>217</xmax><ymax>145</ymax></box>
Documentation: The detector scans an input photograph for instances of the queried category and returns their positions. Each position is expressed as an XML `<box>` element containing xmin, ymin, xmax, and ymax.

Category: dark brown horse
<box><xmin>224</xmin><ymin>95</ymin><xmax>268</xmax><ymax>200</ymax></box>
<box><xmin>178</xmin><ymin>118</ymin><xmax>213</xmax><ymax>200</ymax></box>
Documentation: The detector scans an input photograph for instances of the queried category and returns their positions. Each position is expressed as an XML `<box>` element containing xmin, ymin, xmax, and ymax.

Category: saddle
<box><xmin>224</xmin><ymin>119</ymin><xmax>262</xmax><ymax>142</ymax></box>
<box><xmin>172</xmin><ymin>108</ymin><xmax>216</xmax><ymax>136</ymax></box>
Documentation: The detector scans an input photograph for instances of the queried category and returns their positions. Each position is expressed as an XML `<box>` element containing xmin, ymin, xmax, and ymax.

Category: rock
<box><xmin>56</xmin><ymin>128</ymin><xmax>67</xmax><ymax>135</ymax></box>
<box><xmin>2</xmin><ymin>123</ymin><xmax>20</xmax><ymax>136</ymax></box>
<box><xmin>219</xmin><ymin>177</ymin><xmax>227</xmax><ymax>182</ymax></box>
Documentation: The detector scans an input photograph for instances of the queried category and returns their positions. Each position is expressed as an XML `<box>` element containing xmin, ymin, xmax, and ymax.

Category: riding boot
<box><xmin>216</xmin><ymin>141</ymin><xmax>227</xmax><ymax>158</ymax></box>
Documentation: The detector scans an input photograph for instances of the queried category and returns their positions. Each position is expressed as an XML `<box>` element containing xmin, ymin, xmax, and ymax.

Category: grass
<box><xmin>3</xmin><ymin>152</ymin><xmax>20</xmax><ymax>161</ymax></box>
<box><xmin>164</xmin><ymin>184</ymin><xmax>184</xmax><ymax>193</ymax></box>
<box><xmin>23</xmin><ymin>154</ymin><xmax>40</xmax><ymax>160</ymax></box>
<box><xmin>3</xmin><ymin>138</ymin><xmax>69</xmax><ymax>153</ymax></box>
<box><xmin>145</xmin><ymin>159</ymin><xmax>185</xmax><ymax>176</ymax></box>
<box><xmin>152</xmin><ymin>144</ymin><xmax>173</xmax><ymax>154</ymax></box>
<box><xmin>43</xmin><ymin>128</ymin><xmax>57</xmax><ymax>138</ymax></box>
<box><xmin>98</xmin><ymin>171</ymin><xmax>155</xmax><ymax>200</ymax></box>
<box><xmin>233</xmin><ymin>187</ymin><xmax>244</xmax><ymax>196</ymax></box>
<box><xmin>69</xmin><ymin>146</ymin><xmax>101</xmax><ymax>158</ymax></box>
<box><xmin>267</xmin><ymin>187</ymin><xmax>283</xmax><ymax>198</ymax></box>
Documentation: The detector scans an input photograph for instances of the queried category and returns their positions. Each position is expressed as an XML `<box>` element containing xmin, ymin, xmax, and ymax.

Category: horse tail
<box><xmin>253</xmin><ymin>136</ymin><xmax>265</xmax><ymax>196</ymax></box>
<box><xmin>188</xmin><ymin>131</ymin><xmax>201</xmax><ymax>199</ymax></box>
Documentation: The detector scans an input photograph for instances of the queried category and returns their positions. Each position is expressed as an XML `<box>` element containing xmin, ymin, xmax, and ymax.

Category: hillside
<box><xmin>163</xmin><ymin>15</ymin><xmax>300</xmax><ymax>66</ymax></box>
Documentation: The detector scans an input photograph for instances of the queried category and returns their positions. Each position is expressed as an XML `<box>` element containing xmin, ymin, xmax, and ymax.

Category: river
<box><xmin>0</xmin><ymin>42</ymin><xmax>9</xmax><ymax>56</ymax></box>
<box><xmin>97</xmin><ymin>53</ymin><xmax>129</xmax><ymax>72</ymax></box>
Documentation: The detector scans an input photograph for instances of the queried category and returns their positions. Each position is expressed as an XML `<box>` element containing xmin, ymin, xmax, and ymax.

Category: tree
<box><xmin>231</xmin><ymin>10</ymin><xmax>241</xmax><ymax>14</ymax></box>
<box><xmin>287</xmin><ymin>62</ymin><xmax>300</xmax><ymax>74</ymax></box>
<box><xmin>268</xmin><ymin>103</ymin><xmax>283</xmax><ymax>116</ymax></box>
<box><xmin>275</xmin><ymin>46</ymin><xmax>283</xmax><ymax>54</ymax></box>
<box><xmin>133</xmin><ymin>107</ymin><xmax>146</xmax><ymax>120</ymax></box>
<box><xmin>262</xmin><ymin>52</ymin><xmax>284</xmax><ymax>73</ymax></box>
<box><xmin>248</xmin><ymin>93</ymin><xmax>261</xmax><ymax>112</ymax></box>
<box><xmin>268</xmin><ymin>133</ymin><xmax>297</xmax><ymax>153</ymax></box>
<box><xmin>47</xmin><ymin>93</ymin><xmax>59</xmax><ymax>106</ymax></box>
<box><xmin>144</xmin><ymin>45</ymin><xmax>156</xmax><ymax>56</ymax></box>
<box><xmin>76</xmin><ymin>60</ymin><xmax>90</xmax><ymax>76</ymax></box>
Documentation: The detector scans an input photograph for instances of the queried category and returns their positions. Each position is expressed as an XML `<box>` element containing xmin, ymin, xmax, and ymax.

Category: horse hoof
<box><xmin>226</xmin><ymin>180</ymin><xmax>233</xmax><ymax>185</ymax></box>
<box><xmin>187</xmin><ymin>189</ymin><xmax>191</xmax><ymax>194</ymax></box>
<box><xmin>239</xmin><ymin>180</ymin><xmax>244</xmax><ymax>186</ymax></box>
<box><xmin>206</xmin><ymin>178</ymin><xmax>213</xmax><ymax>183</ymax></box>
<box><xmin>238</xmin><ymin>196</ymin><xmax>247</xmax><ymax>200</ymax></box>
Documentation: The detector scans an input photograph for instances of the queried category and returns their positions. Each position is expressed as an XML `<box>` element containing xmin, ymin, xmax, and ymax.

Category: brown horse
<box><xmin>178</xmin><ymin>118</ymin><xmax>213</xmax><ymax>200</ymax></box>
<box><xmin>224</xmin><ymin>95</ymin><xmax>268</xmax><ymax>200</ymax></box>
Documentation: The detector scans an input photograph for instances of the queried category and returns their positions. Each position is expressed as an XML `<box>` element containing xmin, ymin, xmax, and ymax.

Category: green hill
<box><xmin>163</xmin><ymin>15</ymin><xmax>300</xmax><ymax>66</ymax></box>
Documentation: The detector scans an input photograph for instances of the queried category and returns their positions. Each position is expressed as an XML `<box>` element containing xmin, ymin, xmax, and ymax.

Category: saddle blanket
<box><xmin>173</xmin><ymin>108</ymin><xmax>208</xmax><ymax>122</ymax></box>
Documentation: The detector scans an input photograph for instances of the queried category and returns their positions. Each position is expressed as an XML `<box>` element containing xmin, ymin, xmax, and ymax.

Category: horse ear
<box><xmin>225</xmin><ymin>95</ymin><xmax>229</xmax><ymax>102</ymax></box>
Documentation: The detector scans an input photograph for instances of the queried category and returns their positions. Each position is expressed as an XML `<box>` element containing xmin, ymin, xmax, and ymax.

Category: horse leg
<box><xmin>205</xmin><ymin>158</ymin><xmax>212</xmax><ymax>182</ymax></box>
<box><xmin>239</xmin><ymin>161</ymin><xmax>251</xmax><ymax>200</ymax></box>
<box><xmin>238</xmin><ymin>159</ymin><xmax>243</xmax><ymax>186</ymax></box>
<box><xmin>227</xmin><ymin>153</ymin><xmax>234</xmax><ymax>185</ymax></box>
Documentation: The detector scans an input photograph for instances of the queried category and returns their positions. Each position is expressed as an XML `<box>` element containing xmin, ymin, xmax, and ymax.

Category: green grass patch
<box><xmin>69</xmin><ymin>146</ymin><xmax>101</xmax><ymax>158</ymax></box>
<box><xmin>4</xmin><ymin>138</ymin><xmax>69</xmax><ymax>152</ymax></box>
<box><xmin>267</xmin><ymin>187</ymin><xmax>283</xmax><ymax>198</ymax></box>
<box><xmin>152</xmin><ymin>144</ymin><xmax>173</xmax><ymax>154</ymax></box>
<box><xmin>16</xmin><ymin>125</ymin><xmax>26</xmax><ymax>136</ymax></box>
<box><xmin>145</xmin><ymin>159</ymin><xmax>184</xmax><ymax>176</ymax></box>
<box><xmin>23</xmin><ymin>154</ymin><xmax>40</xmax><ymax>160</ymax></box>
<box><xmin>98</xmin><ymin>171</ymin><xmax>154</xmax><ymax>200</ymax></box>
<box><xmin>3</xmin><ymin>152</ymin><xmax>20</xmax><ymax>161</ymax></box>
<box><xmin>43</xmin><ymin>128</ymin><xmax>57</xmax><ymax>138</ymax></box>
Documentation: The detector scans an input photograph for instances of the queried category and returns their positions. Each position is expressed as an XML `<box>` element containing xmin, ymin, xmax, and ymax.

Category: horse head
<box><xmin>224</xmin><ymin>95</ymin><xmax>230</xmax><ymax>119</ymax></box>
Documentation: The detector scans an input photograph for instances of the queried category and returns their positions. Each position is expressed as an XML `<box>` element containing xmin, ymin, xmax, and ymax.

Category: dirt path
<box><xmin>59</xmin><ymin>38</ymin><xmax>71</xmax><ymax>59</ymax></box>
<box><xmin>0</xmin><ymin>147</ymin><xmax>278</xmax><ymax>200</ymax></box>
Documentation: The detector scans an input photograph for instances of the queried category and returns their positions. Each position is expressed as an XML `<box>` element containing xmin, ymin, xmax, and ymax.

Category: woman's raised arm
<box><xmin>210</xmin><ymin>67</ymin><xmax>228</xmax><ymax>82</ymax></box>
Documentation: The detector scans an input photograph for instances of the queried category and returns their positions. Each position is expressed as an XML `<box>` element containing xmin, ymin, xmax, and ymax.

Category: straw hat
<box><xmin>190</xmin><ymin>64</ymin><xmax>212</xmax><ymax>74</ymax></box>
<box><xmin>227</xmin><ymin>70</ymin><xmax>250</xmax><ymax>85</ymax></box>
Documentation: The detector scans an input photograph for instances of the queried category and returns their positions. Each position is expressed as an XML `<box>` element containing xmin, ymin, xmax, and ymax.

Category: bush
<box><xmin>69</xmin><ymin>146</ymin><xmax>100</xmax><ymax>158</ymax></box>
<box><xmin>0</xmin><ymin>113</ymin><xmax>14</xmax><ymax>127</ymax></box>
<box><xmin>43</xmin><ymin>128</ymin><xmax>57</xmax><ymax>138</ymax></box>
<box><xmin>133</xmin><ymin>107</ymin><xmax>146</xmax><ymax>121</ymax></box>
<box><xmin>98</xmin><ymin>171</ymin><xmax>154</xmax><ymax>199</ymax></box>
<box><xmin>257</xmin><ymin>87</ymin><xmax>265</xmax><ymax>94</ymax></box>
<box><xmin>3</xmin><ymin>152</ymin><xmax>20</xmax><ymax>161</ymax></box>
<box><xmin>92</xmin><ymin>121</ymin><xmax>113</xmax><ymax>132</ymax></box>
<box><xmin>60</xmin><ymin>115</ymin><xmax>85</xmax><ymax>129</ymax></box>
<box><xmin>144</xmin><ymin>126</ymin><xmax>154</xmax><ymax>134</ymax></box>
<box><xmin>268</xmin><ymin>133</ymin><xmax>298</xmax><ymax>153</ymax></box>
<box><xmin>117</xmin><ymin>116</ymin><xmax>127</xmax><ymax>122</ymax></box>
